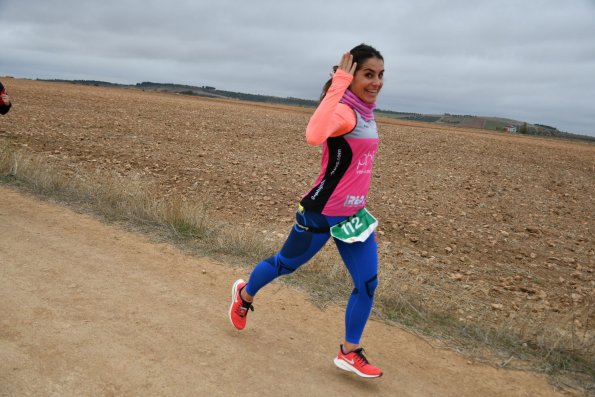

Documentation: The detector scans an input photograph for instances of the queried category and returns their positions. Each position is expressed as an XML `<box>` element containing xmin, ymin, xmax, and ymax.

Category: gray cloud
<box><xmin>1</xmin><ymin>0</ymin><xmax>594</xmax><ymax>135</ymax></box>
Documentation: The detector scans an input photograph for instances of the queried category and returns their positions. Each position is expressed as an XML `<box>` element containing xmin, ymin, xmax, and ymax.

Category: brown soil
<box><xmin>0</xmin><ymin>77</ymin><xmax>593</xmax><ymax>394</ymax></box>
<box><xmin>0</xmin><ymin>186</ymin><xmax>566</xmax><ymax>396</ymax></box>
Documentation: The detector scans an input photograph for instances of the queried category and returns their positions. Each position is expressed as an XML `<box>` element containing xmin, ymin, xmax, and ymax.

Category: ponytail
<box><xmin>319</xmin><ymin>66</ymin><xmax>338</xmax><ymax>101</ymax></box>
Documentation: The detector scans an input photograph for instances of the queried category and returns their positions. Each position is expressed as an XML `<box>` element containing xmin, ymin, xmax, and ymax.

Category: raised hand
<box><xmin>337</xmin><ymin>52</ymin><xmax>357</xmax><ymax>76</ymax></box>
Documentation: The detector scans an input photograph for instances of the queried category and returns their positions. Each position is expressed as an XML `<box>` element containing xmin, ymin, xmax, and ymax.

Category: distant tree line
<box><xmin>443</xmin><ymin>113</ymin><xmax>477</xmax><ymax>118</ymax></box>
<box><xmin>534</xmin><ymin>123</ymin><xmax>557</xmax><ymax>130</ymax></box>
<box><xmin>39</xmin><ymin>79</ymin><xmax>126</xmax><ymax>88</ymax></box>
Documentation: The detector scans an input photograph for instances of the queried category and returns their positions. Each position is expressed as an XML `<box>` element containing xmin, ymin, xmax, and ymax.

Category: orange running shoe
<box><xmin>229</xmin><ymin>279</ymin><xmax>253</xmax><ymax>330</ymax></box>
<box><xmin>334</xmin><ymin>345</ymin><xmax>383</xmax><ymax>378</ymax></box>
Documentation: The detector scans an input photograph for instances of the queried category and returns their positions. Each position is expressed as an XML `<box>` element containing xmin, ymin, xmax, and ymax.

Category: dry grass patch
<box><xmin>0</xmin><ymin>145</ymin><xmax>276</xmax><ymax>261</ymax></box>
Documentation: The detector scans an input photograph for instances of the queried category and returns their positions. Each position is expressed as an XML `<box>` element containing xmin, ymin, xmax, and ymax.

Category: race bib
<box><xmin>330</xmin><ymin>208</ymin><xmax>378</xmax><ymax>243</ymax></box>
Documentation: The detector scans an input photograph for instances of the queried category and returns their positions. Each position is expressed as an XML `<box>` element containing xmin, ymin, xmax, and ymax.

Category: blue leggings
<box><xmin>245</xmin><ymin>209</ymin><xmax>378</xmax><ymax>344</ymax></box>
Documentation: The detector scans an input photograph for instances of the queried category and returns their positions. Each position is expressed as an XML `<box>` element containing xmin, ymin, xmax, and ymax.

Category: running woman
<box><xmin>229</xmin><ymin>44</ymin><xmax>385</xmax><ymax>378</ymax></box>
<box><xmin>0</xmin><ymin>81</ymin><xmax>12</xmax><ymax>115</ymax></box>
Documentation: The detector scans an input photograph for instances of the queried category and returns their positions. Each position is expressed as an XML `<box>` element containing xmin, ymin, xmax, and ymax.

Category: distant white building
<box><xmin>503</xmin><ymin>125</ymin><xmax>517</xmax><ymax>133</ymax></box>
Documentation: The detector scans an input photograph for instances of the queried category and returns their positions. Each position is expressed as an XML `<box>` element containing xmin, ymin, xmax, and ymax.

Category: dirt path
<box><xmin>0</xmin><ymin>186</ymin><xmax>566</xmax><ymax>397</ymax></box>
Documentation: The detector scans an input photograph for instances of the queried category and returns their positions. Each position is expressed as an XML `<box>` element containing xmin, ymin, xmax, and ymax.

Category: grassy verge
<box><xmin>0</xmin><ymin>145</ymin><xmax>278</xmax><ymax>262</ymax></box>
<box><xmin>1</xmin><ymin>144</ymin><xmax>592</xmax><ymax>394</ymax></box>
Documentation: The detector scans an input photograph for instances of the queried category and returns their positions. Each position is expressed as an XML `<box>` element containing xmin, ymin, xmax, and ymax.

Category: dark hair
<box><xmin>320</xmin><ymin>43</ymin><xmax>384</xmax><ymax>101</ymax></box>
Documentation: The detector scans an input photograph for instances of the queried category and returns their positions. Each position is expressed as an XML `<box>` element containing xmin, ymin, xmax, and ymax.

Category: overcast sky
<box><xmin>1</xmin><ymin>0</ymin><xmax>594</xmax><ymax>136</ymax></box>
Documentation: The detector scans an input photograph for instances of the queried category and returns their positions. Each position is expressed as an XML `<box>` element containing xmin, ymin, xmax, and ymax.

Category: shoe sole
<box><xmin>333</xmin><ymin>358</ymin><xmax>382</xmax><ymax>378</ymax></box>
<box><xmin>229</xmin><ymin>279</ymin><xmax>245</xmax><ymax>329</ymax></box>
